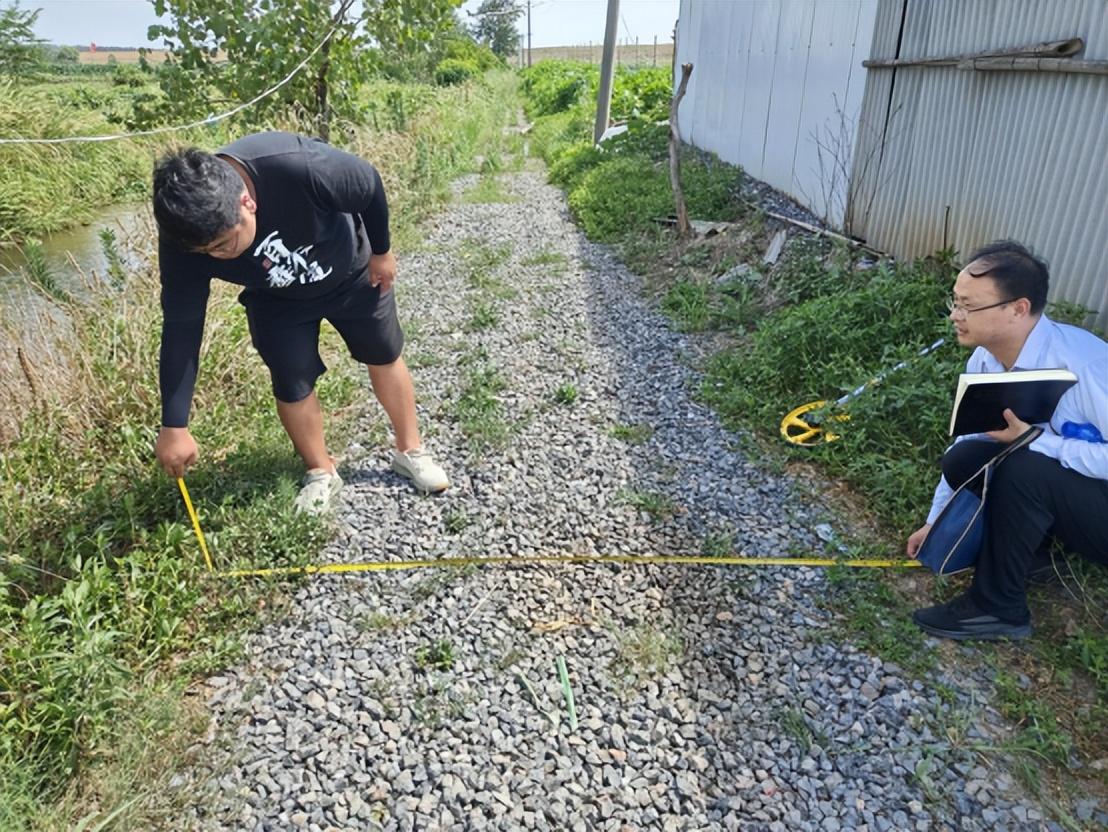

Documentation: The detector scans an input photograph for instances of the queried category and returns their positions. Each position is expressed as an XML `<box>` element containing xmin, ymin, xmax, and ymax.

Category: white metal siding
<box><xmin>675</xmin><ymin>0</ymin><xmax>880</xmax><ymax>227</ymax></box>
<box><xmin>851</xmin><ymin>0</ymin><xmax>1108</xmax><ymax>329</ymax></box>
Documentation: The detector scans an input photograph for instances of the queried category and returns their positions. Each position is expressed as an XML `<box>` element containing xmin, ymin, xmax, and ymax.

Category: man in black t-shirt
<box><xmin>152</xmin><ymin>131</ymin><xmax>449</xmax><ymax>513</ymax></box>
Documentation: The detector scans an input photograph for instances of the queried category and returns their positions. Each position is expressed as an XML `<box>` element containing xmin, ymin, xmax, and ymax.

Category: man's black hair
<box><xmin>152</xmin><ymin>148</ymin><xmax>244</xmax><ymax>250</ymax></box>
<box><xmin>965</xmin><ymin>240</ymin><xmax>1049</xmax><ymax>314</ymax></box>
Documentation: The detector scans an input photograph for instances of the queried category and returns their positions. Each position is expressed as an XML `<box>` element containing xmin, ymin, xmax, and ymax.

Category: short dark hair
<box><xmin>964</xmin><ymin>240</ymin><xmax>1049</xmax><ymax>314</ymax></box>
<box><xmin>152</xmin><ymin>148</ymin><xmax>243</xmax><ymax>250</ymax></box>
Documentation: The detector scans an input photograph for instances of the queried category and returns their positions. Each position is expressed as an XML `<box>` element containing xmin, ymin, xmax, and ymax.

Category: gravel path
<box><xmin>181</xmin><ymin>168</ymin><xmax>1057</xmax><ymax>831</ymax></box>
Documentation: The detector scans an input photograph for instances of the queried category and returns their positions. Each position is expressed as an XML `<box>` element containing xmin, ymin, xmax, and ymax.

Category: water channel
<box><xmin>0</xmin><ymin>202</ymin><xmax>151</xmax><ymax>303</ymax></box>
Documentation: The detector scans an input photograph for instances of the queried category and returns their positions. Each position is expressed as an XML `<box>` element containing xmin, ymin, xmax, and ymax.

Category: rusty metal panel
<box><xmin>849</xmin><ymin>0</ymin><xmax>1108</xmax><ymax>329</ymax></box>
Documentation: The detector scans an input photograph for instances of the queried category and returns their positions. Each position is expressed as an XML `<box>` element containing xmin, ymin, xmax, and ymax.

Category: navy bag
<box><xmin>917</xmin><ymin>426</ymin><xmax>1042</xmax><ymax>575</ymax></box>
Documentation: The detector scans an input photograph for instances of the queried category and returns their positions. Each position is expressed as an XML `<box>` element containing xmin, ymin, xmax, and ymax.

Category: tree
<box><xmin>140</xmin><ymin>0</ymin><xmax>460</xmax><ymax>139</ymax></box>
<box><xmin>0</xmin><ymin>2</ymin><xmax>44</xmax><ymax>76</ymax></box>
<box><xmin>468</xmin><ymin>0</ymin><xmax>520</xmax><ymax>59</ymax></box>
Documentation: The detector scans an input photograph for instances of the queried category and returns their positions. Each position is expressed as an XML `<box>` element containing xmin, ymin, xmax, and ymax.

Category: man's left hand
<box><xmin>369</xmin><ymin>251</ymin><xmax>397</xmax><ymax>292</ymax></box>
<box><xmin>986</xmin><ymin>408</ymin><xmax>1032</xmax><ymax>444</ymax></box>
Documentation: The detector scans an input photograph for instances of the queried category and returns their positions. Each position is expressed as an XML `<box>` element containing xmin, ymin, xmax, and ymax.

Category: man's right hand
<box><xmin>906</xmin><ymin>523</ymin><xmax>932</xmax><ymax>558</ymax></box>
<box><xmin>155</xmin><ymin>426</ymin><xmax>198</xmax><ymax>478</ymax></box>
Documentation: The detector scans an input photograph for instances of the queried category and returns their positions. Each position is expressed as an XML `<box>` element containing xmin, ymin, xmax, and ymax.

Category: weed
<box><xmin>452</xmin><ymin>360</ymin><xmax>511</xmax><ymax>452</ymax></box>
<box><xmin>521</xmin><ymin>248</ymin><xmax>568</xmax><ymax>268</ymax></box>
<box><xmin>356</xmin><ymin>611</ymin><xmax>409</xmax><ymax>633</ymax></box>
<box><xmin>778</xmin><ymin>706</ymin><xmax>824</xmax><ymax>752</ymax></box>
<box><xmin>612</xmin><ymin>623</ymin><xmax>683</xmax><ymax>681</ymax></box>
<box><xmin>414</xmin><ymin>639</ymin><xmax>456</xmax><ymax>672</ymax></box>
<box><xmin>458</xmin><ymin>239</ymin><xmax>512</xmax><ymax>274</ymax></box>
<box><xmin>444</xmin><ymin>510</ymin><xmax>470</xmax><ymax>534</ymax></box>
<box><xmin>616</xmin><ymin>489</ymin><xmax>678</xmax><ymax>522</ymax></box>
<box><xmin>465</xmin><ymin>301</ymin><xmax>499</xmax><ymax>331</ymax></box>
<box><xmin>992</xmin><ymin>671</ymin><xmax>1073</xmax><ymax>770</ymax></box>
<box><xmin>609</xmin><ymin>423</ymin><xmax>653</xmax><ymax>444</ymax></box>
<box><xmin>554</xmin><ymin>383</ymin><xmax>578</xmax><ymax>405</ymax></box>
<box><xmin>824</xmin><ymin>566</ymin><xmax>934</xmax><ymax>678</ymax></box>
<box><xmin>701</xmin><ymin>529</ymin><xmax>735</xmax><ymax>557</ymax></box>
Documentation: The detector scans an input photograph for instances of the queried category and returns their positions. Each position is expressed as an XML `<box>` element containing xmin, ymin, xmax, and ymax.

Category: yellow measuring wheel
<box><xmin>780</xmin><ymin>400</ymin><xmax>851</xmax><ymax>446</ymax></box>
<box><xmin>779</xmin><ymin>337</ymin><xmax>947</xmax><ymax>448</ymax></box>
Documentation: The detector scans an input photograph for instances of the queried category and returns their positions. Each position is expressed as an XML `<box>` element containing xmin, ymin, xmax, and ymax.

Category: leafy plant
<box><xmin>554</xmin><ymin>383</ymin><xmax>578</xmax><ymax>405</ymax></box>
<box><xmin>414</xmin><ymin>639</ymin><xmax>456</xmax><ymax>671</ymax></box>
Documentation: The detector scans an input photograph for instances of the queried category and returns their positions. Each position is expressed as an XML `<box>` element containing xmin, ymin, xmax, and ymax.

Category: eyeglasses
<box><xmin>945</xmin><ymin>297</ymin><xmax>1016</xmax><ymax>319</ymax></box>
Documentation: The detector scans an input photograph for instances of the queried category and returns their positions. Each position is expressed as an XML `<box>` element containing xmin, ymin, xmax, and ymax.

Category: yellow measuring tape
<box><xmin>177</xmin><ymin>477</ymin><xmax>215</xmax><ymax>573</ymax></box>
<box><xmin>177</xmin><ymin>478</ymin><xmax>921</xmax><ymax>578</ymax></box>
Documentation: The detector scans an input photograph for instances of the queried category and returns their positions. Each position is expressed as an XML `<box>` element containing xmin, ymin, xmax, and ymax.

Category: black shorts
<box><xmin>240</xmin><ymin>272</ymin><xmax>404</xmax><ymax>403</ymax></box>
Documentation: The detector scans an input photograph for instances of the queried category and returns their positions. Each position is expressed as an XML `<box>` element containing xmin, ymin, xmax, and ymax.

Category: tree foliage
<box><xmin>139</xmin><ymin>0</ymin><xmax>460</xmax><ymax>137</ymax></box>
<box><xmin>0</xmin><ymin>1</ymin><xmax>43</xmax><ymax>77</ymax></box>
<box><xmin>468</xmin><ymin>0</ymin><xmax>521</xmax><ymax>59</ymax></box>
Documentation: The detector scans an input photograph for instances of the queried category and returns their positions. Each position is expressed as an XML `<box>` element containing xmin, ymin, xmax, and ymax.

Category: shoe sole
<box><xmin>913</xmin><ymin>619</ymin><xmax>1031</xmax><ymax>642</ymax></box>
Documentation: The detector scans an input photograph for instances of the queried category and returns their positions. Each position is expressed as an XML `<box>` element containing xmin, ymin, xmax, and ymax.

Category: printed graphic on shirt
<box><xmin>254</xmin><ymin>230</ymin><xmax>334</xmax><ymax>288</ymax></box>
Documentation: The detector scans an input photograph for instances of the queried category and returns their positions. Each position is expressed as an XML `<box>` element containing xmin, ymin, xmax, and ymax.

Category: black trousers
<box><xmin>941</xmin><ymin>441</ymin><xmax>1108</xmax><ymax>623</ymax></box>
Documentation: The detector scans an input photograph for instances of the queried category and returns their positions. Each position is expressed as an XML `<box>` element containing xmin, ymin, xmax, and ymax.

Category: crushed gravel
<box><xmin>178</xmin><ymin>168</ymin><xmax>1064</xmax><ymax>831</ymax></box>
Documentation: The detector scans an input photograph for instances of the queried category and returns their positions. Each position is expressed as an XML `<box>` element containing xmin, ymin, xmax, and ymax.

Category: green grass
<box><xmin>443</xmin><ymin>509</ymin><xmax>470</xmax><ymax>534</ymax></box>
<box><xmin>616</xmin><ymin>489</ymin><xmax>678</xmax><ymax>522</ymax></box>
<box><xmin>609</xmin><ymin>423</ymin><xmax>653</xmax><ymax>444</ymax></box>
<box><xmin>414</xmin><ymin>639</ymin><xmax>456</xmax><ymax>672</ymax></box>
<box><xmin>461</xmin><ymin>174</ymin><xmax>518</xmax><ymax>204</ymax></box>
<box><xmin>554</xmin><ymin>383</ymin><xmax>578</xmax><ymax>405</ymax></box>
<box><xmin>0</xmin><ymin>77</ymin><xmax>222</xmax><ymax>243</ymax></box>
<box><xmin>521</xmin><ymin>248</ymin><xmax>567</xmax><ymax>268</ymax></box>
<box><xmin>701</xmin><ymin>529</ymin><xmax>735</xmax><ymax>557</ymax></box>
<box><xmin>450</xmin><ymin>355</ymin><xmax>511</xmax><ymax>453</ymax></box>
<box><xmin>465</xmin><ymin>301</ymin><xmax>500</xmax><ymax>331</ymax></box>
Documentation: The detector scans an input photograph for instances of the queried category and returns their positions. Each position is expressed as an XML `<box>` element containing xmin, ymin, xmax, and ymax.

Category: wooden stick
<box><xmin>762</xmin><ymin>210</ymin><xmax>886</xmax><ymax>256</ymax></box>
<box><xmin>863</xmin><ymin>37</ymin><xmax>1083</xmax><ymax>69</ymax></box>
<box><xmin>959</xmin><ymin>56</ymin><xmax>1108</xmax><ymax>76</ymax></box>
<box><xmin>669</xmin><ymin>63</ymin><xmax>694</xmax><ymax>239</ymax></box>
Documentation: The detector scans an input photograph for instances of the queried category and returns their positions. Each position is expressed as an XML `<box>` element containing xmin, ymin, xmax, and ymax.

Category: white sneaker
<box><xmin>391</xmin><ymin>447</ymin><xmax>450</xmax><ymax>493</ymax></box>
<box><xmin>294</xmin><ymin>468</ymin><xmax>343</xmax><ymax>515</ymax></box>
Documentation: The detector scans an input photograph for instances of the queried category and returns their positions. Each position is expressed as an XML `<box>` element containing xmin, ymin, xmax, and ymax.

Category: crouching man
<box><xmin>909</xmin><ymin>241</ymin><xmax>1108</xmax><ymax>640</ymax></box>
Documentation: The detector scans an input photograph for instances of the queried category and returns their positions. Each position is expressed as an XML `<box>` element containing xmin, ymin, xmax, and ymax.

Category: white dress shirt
<box><xmin>927</xmin><ymin>314</ymin><xmax>1108</xmax><ymax>524</ymax></box>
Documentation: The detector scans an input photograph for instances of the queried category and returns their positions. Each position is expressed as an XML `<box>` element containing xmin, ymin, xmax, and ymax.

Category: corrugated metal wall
<box><xmin>674</xmin><ymin>0</ymin><xmax>880</xmax><ymax>228</ymax></box>
<box><xmin>850</xmin><ymin>0</ymin><xmax>1108</xmax><ymax>329</ymax></box>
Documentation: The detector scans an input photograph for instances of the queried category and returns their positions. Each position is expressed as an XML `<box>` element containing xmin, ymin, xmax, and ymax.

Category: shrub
<box><xmin>548</xmin><ymin>141</ymin><xmax>604</xmax><ymax>189</ymax></box>
<box><xmin>434</xmin><ymin>58</ymin><xmax>479</xmax><ymax>86</ymax></box>
<box><xmin>611</xmin><ymin>66</ymin><xmax>671</xmax><ymax>121</ymax></box>
<box><xmin>519</xmin><ymin>60</ymin><xmax>596</xmax><ymax>118</ymax></box>
<box><xmin>567</xmin><ymin>151</ymin><xmax>742</xmax><ymax>242</ymax></box>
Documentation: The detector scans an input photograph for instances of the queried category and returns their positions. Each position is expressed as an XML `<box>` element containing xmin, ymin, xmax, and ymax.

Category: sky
<box><xmin>27</xmin><ymin>0</ymin><xmax>679</xmax><ymax>49</ymax></box>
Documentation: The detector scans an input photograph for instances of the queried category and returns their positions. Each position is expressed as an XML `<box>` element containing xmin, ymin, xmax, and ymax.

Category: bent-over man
<box><xmin>152</xmin><ymin>130</ymin><xmax>449</xmax><ymax>513</ymax></box>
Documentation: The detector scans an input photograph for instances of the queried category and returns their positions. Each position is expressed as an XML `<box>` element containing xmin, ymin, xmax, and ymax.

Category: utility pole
<box><xmin>527</xmin><ymin>0</ymin><xmax>532</xmax><ymax>67</ymax></box>
<box><xmin>593</xmin><ymin>0</ymin><xmax>620</xmax><ymax>144</ymax></box>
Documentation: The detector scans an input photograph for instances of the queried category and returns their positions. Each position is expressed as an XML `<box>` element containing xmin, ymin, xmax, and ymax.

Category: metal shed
<box><xmin>674</xmin><ymin>0</ymin><xmax>1108</xmax><ymax>329</ymax></box>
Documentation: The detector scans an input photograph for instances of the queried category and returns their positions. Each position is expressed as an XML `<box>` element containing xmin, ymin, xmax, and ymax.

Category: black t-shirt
<box><xmin>158</xmin><ymin>131</ymin><xmax>390</xmax><ymax>427</ymax></box>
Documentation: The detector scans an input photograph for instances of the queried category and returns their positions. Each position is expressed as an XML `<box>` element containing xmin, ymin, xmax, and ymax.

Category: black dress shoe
<box><xmin>913</xmin><ymin>592</ymin><xmax>1031</xmax><ymax>641</ymax></box>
